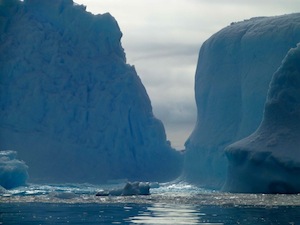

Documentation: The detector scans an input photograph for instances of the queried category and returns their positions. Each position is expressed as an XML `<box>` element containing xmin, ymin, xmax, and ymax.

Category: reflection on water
<box><xmin>128</xmin><ymin>203</ymin><xmax>206</xmax><ymax>224</ymax></box>
<box><xmin>127</xmin><ymin>203</ymin><xmax>300</xmax><ymax>225</ymax></box>
<box><xmin>2</xmin><ymin>202</ymin><xmax>300</xmax><ymax>225</ymax></box>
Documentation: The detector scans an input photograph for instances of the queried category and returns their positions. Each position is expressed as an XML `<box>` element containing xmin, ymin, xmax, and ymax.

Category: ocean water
<box><xmin>1</xmin><ymin>182</ymin><xmax>300</xmax><ymax>225</ymax></box>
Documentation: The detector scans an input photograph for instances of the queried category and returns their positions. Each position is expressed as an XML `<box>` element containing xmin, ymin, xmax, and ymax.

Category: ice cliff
<box><xmin>0</xmin><ymin>0</ymin><xmax>182</xmax><ymax>183</ymax></box>
<box><xmin>223</xmin><ymin>44</ymin><xmax>300</xmax><ymax>193</ymax></box>
<box><xmin>183</xmin><ymin>13</ymin><xmax>300</xmax><ymax>189</ymax></box>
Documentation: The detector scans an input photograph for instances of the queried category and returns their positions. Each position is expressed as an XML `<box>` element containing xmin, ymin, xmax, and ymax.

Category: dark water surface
<box><xmin>1</xmin><ymin>202</ymin><xmax>300</xmax><ymax>224</ymax></box>
<box><xmin>1</xmin><ymin>183</ymin><xmax>300</xmax><ymax>224</ymax></box>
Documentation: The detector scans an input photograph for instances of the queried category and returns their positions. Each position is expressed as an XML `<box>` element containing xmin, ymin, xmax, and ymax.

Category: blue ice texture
<box><xmin>223</xmin><ymin>43</ymin><xmax>300</xmax><ymax>193</ymax></box>
<box><xmin>183</xmin><ymin>13</ymin><xmax>300</xmax><ymax>191</ymax></box>
<box><xmin>0</xmin><ymin>0</ymin><xmax>182</xmax><ymax>184</ymax></box>
<box><xmin>2</xmin><ymin>0</ymin><xmax>300</xmax><ymax>194</ymax></box>
<box><xmin>0</xmin><ymin>150</ymin><xmax>29</xmax><ymax>189</ymax></box>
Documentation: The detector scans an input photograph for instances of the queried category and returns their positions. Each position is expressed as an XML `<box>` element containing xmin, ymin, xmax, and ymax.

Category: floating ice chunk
<box><xmin>49</xmin><ymin>191</ymin><xmax>77</xmax><ymax>199</ymax></box>
<box><xmin>0</xmin><ymin>151</ymin><xmax>29</xmax><ymax>189</ymax></box>
<box><xmin>0</xmin><ymin>185</ymin><xmax>7</xmax><ymax>194</ymax></box>
<box><xmin>149</xmin><ymin>182</ymin><xmax>160</xmax><ymax>189</ymax></box>
<box><xmin>96</xmin><ymin>182</ymin><xmax>150</xmax><ymax>196</ymax></box>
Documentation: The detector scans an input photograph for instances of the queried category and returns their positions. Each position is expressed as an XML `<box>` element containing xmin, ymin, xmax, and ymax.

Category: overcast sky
<box><xmin>75</xmin><ymin>0</ymin><xmax>299</xmax><ymax>149</ymax></box>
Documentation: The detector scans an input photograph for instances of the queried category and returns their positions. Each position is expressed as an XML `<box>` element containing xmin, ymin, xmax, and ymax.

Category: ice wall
<box><xmin>0</xmin><ymin>151</ymin><xmax>29</xmax><ymax>189</ymax></box>
<box><xmin>183</xmin><ymin>13</ymin><xmax>300</xmax><ymax>189</ymax></box>
<box><xmin>223</xmin><ymin>43</ymin><xmax>300</xmax><ymax>193</ymax></box>
<box><xmin>0</xmin><ymin>0</ymin><xmax>182</xmax><ymax>183</ymax></box>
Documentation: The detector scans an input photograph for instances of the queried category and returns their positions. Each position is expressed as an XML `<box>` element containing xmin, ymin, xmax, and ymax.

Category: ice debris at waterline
<box><xmin>0</xmin><ymin>0</ymin><xmax>182</xmax><ymax>184</ymax></box>
<box><xmin>0</xmin><ymin>150</ymin><xmax>29</xmax><ymax>189</ymax></box>
<box><xmin>183</xmin><ymin>13</ymin><xmax>300</xmax><ymax>189</ymax></box>
<box><xmin>96</xmin><ymin>182</ymin><xmax>150</xmax><ymax>196</ymax></box>
<box><xmin>223</xmin><ymin>43</ymin><xmax>300</xmax><ymax>194</ymax></box>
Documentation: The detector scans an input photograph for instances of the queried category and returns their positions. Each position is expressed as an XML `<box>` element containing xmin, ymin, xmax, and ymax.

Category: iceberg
<box><xmin>183</xmin><ymin>13</ymin><xmax>300</xmax><ymax>189</ymax></box>
<box><xmin>0</xmin><ymin>0</ymin><xmax>182</xmax><ymax>183</ymax></box>
<box><xmin>223</xmin><ymin>43</ymin><xmax>300</xmax><ymax>193</ymax></box>
<box><xmin>0</xmin><ymin>151</ymin><xmax>29</xmax><ymax>189</ymax></box>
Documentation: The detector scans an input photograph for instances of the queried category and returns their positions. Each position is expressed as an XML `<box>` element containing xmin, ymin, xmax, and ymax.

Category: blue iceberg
<box><xmin>0</xmin><ymin>151</ymin><xmax>29</xmax><ymax>189</ymax></box>
<box><xmin>183</xmin><ymin>13</ymin><xmax>300</xmax><ymax>189</ymax></box>
<box><xmin>224</xmin><ymin>43</ymin><xmax>300</xmax><ymax>193</ymax></box>
<box><xmin>0</xmin><ymin>0</ymin><xmax>182</xmax><ymax>184</ymax></box>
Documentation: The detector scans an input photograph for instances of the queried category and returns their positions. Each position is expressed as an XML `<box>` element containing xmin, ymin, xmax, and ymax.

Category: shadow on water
<box><xmin>1</xmin><ymin>202</ymin><xmax>300</xmax><ymax>225</ymax></box>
